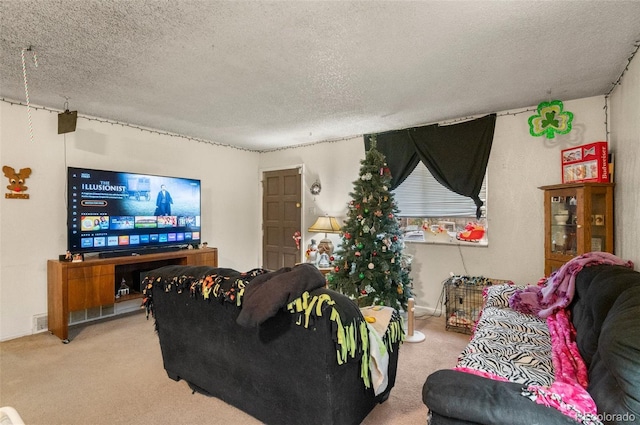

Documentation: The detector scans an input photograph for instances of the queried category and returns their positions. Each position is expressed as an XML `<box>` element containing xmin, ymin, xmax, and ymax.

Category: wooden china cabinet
<box><xmin>539</xmin><ymin>183</ymin><xmax>614</xmax><ymax>276</ymax></box>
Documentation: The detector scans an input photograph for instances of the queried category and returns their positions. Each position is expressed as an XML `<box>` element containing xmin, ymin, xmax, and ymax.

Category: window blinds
<box><xmin>392</xmin><ymin>162</ymin><xmax>487</xmax><ymax>218</ymax></box>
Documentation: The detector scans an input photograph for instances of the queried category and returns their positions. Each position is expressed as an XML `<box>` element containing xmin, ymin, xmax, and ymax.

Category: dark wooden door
<box><xmin>262</xmin><ymin>168</ymin><xmax>302</xmax><ymax>270</ymax></box>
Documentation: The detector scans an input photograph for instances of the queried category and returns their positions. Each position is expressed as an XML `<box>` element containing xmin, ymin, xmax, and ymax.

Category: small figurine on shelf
<box><xmin>117</xmin><ymin>278</ymin><xmax>130</xmax><ymax>298</ymax></box>
<box><xmin>456</xmin><ymin>222</ymin><xmax>485</xmax><ymax>242</ymax></box>
<box><xmin>317</xmin><ymin>252</ymin><xmax>331</xmax><ymax>268</ymax></box>
<box><xmin>306</xmin><ymin>239</ymin><xmax>318</xmax><ymax>264</ymax></box>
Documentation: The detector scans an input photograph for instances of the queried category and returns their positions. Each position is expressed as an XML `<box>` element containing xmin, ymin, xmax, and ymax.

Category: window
<box><xmin>393</xmin><ymin>162</ymin><xmax>488</xmax><ymax>245</ymax></box>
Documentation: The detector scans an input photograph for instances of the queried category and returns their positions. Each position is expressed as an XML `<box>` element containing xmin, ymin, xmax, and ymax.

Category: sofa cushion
<box><xmin>587</xmin><ymin>284</ymin><xmax>640</xmax><ymax>420</ymax></box>
<box><xmin>236</xmin><ymin>263</ymin><xmax>327</xmax><ymax>327</ymax></box>
<box><xmin>423</xmin><ymin>370</ymin><xmax>579</xmax><ymax>425</ymax></box>
<box><xmin>456</xmin><ymin>287</ymin><xmax>554</xmax><ymax>386</ymax></box>
<box><xmin>570</xmin><ymin>265</ymin><xmax>640</xmax><ymax>366</ymax></box>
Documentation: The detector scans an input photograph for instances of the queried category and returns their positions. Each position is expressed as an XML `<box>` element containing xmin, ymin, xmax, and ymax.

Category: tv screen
<box><xmin>67</xmin><ymin>167</ymin><xmax>201</xmax><ymax>255</ymax></box>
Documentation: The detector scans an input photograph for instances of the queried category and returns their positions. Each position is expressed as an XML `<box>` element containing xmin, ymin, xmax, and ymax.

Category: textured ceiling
<box><xmin>1</xmin><ymin>1</ymin><xmax>640</xmax><ymax>151</ymax></box>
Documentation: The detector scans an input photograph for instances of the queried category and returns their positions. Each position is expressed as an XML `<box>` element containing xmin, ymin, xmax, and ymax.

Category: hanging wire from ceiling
<box><xmin>20</xmin><ymin>46</ymin><xmax>38</xmax><ymax>143</ymax></box>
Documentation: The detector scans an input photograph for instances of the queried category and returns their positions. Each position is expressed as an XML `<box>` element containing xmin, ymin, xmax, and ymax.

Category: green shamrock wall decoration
<box><xmin>528</xmin><ymin>100</ymin><xmax>574</xmax><ymax>138</ymax></box>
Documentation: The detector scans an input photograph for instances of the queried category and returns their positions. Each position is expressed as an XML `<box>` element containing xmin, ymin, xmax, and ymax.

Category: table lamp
<box><xmin>308</xmin><ymin>216</ymin><xmax>341</xmax><ymax>266</ymax></box>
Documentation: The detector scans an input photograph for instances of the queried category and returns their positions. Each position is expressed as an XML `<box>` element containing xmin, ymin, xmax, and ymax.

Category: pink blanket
<box><xmin>509</xmin><ymin>253</ymin><xmax>634</xmax><ymax>424</ymax></box>
<box><xmin>509</xmin><ymin>252</ymin><xmax>633</xmax><ymax>318</ymax></box>
<box><xmin>521</xmin><ymin>309</ymin><xmax>600</xmax><ymax>423</ymax></box>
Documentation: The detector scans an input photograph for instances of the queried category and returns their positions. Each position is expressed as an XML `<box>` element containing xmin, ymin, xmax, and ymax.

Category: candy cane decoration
<box><xmin>21</xmin><ymin>46</ymin><xmax>38</xmax><ymax>143</ymax></box>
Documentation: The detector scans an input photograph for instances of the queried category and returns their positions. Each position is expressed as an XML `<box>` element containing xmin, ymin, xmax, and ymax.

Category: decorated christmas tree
<box><xmin>327</xmin><ymin>137</ymin><xmax>413</xmax><ymax>311</ymax></box>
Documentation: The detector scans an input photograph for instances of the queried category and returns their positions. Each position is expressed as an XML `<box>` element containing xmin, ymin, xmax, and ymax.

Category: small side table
<box><xmin>317</xmin><ymin>268</ymin><xmax>332</xmax><ymax>276</ymax></box>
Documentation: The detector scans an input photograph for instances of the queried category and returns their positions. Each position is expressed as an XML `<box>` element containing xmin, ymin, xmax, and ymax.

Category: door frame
<box><xmin>259</xmin><ymin>163</ymin><xmax>307</xmax><ymax>267</ymax></box>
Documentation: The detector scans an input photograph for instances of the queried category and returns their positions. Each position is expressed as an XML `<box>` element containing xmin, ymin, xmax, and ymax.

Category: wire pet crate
<box><xmin>444</xmin><ymin>275</ymin><xmax>512</xmax><ymax>334</ymax></box>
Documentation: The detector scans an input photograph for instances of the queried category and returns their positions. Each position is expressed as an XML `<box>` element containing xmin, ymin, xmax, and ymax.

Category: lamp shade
<box><xmin>308</xmin><ymin>216</ymin><xmax>341</xmax><ymax>234</ymax></box>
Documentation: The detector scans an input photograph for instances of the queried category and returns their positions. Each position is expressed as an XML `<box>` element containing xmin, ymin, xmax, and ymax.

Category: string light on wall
<box><xmin>604</xmin><ymin>40</ymin><xmax>640</xmax><ymax>143</ymax></box>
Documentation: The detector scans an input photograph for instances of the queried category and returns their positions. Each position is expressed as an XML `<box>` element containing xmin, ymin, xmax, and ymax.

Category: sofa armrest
<box><xmin>423</xmin><ymin>370</ymin><xmax>579</xmax><ymax>425</ymax></box>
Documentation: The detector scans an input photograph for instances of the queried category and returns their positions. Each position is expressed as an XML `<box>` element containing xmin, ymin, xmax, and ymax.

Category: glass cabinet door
<box><xmin>550</xmin><ymin>194</ymin><xmax>577</xmax><ymax>256</ymax></box>
<box><xmin>541</xmin><ymin>183</ymin><xmax>614</xmax><ymax>276</ymax></box>
<box><xmin>590</xmin><ymin>191</ymin><xmax>608</xmax><ymax>252</ymax></box>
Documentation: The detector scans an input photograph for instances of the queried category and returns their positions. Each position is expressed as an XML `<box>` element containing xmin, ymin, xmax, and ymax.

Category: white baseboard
<box><xmin>414</xmin><ymin>304</ymin><xmax>444</xmax><ymax>317</ymax></box>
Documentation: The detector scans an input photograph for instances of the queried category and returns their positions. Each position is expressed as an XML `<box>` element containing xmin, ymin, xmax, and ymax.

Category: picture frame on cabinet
<box><xmin>591</xmin><ymin>237</ymin><xmax>603</xmax><ymax>252</ymax></box>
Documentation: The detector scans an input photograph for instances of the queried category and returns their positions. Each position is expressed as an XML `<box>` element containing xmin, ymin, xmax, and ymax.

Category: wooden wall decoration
<box><xmin>3</xmin><ymin>165</ymin><xmax>32</xmax><ymax>199</ymax></box>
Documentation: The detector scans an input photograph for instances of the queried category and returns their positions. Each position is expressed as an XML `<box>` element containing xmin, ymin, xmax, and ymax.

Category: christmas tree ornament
<box><xmin>368</xmin><ymin>262</ymin><xmax>375</xmax><ymax>269</ymax></box>
<box><xmin>359</xmin><ymin>272</ymin><xmax>365</xmax><ymax>279</ymax></box>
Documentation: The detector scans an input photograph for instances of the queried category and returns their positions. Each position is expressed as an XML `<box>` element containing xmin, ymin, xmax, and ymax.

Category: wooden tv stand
<box><xmin>47</xmin><ymin>247</ymin><xmax>218</xmax><ymax>343</ymax></box>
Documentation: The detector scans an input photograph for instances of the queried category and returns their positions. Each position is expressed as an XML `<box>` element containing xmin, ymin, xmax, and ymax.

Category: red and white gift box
<box><xmin>561</xmin><ymin>141</ymin><xmax>609</xmax><ymax>184</ymax></box>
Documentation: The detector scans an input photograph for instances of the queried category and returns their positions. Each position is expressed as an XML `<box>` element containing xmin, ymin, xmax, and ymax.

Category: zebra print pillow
<box><xmin>483</xmin><ymin>284</ymin><xmax>518</xmax><ymax>308</ymax></box>
<box><xmin>456</xmin><ymin>305</ymin><xmax>554</xmax><ymax>386</ymax></box>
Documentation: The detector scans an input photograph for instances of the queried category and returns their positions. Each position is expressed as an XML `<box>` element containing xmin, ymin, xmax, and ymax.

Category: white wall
<box><xmin>0</xmin><ymin>104</ymin><xmax>261</xmax><ymax>340</ymax></box>
<box><xmin>261</xmin><ymin>96</ymin><xmax>611</xmax><ymax>313</ymax></box>
<box><xmin>609</xmin><ymin>52</ymin><xmax>640</xmax><ymax>267</ymax></box>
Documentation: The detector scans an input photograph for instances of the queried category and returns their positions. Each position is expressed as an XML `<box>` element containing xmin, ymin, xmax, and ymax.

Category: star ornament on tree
<box><xmin>528</xmin><ymin>100</ymin><xmax>574</xmax><ymax>139</ymax></box>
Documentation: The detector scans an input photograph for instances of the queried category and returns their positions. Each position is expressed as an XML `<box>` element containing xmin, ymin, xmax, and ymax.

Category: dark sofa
<box><xmin>423</xmin><ymin>263</ymin><xmax>640</xmax><ymax>425</ymax></box>
<box><xmin>142</xmin><ymin>264</ymin><xmax>402</xmax><ymax>425</ymax></box>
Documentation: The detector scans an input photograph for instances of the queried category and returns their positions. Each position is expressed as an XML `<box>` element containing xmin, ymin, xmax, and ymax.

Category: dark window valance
<box><xmin>365</xmin><ymin>114</ymin><xmax>496</xmax><ymax>219</ymax></box>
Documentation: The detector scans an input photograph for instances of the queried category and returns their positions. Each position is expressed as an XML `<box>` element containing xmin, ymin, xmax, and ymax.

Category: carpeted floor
<box><xmin>0</xmin><ymin>310</ymin><xmax>470</xmax><ymax>425</ymax></box>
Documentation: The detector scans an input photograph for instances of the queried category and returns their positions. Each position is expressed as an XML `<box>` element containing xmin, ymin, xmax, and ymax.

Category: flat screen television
<box><xmin>67</xmin><ymin>167</ymin><xmax>201</xmax><ymax>256</ymax></box>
